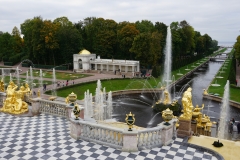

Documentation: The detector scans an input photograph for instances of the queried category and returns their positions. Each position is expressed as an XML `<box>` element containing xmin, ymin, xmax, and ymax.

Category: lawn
<box><xmin>52</xmin><ymin>55</ymin><xmax>218</xmax><ymax>100</ymax></box>
<box><xmin>20</xmin><ymin>69</ymin><xmax>92</xmax><ymax>80</ymax></box>
<box><xmin>48</xmin><ymin>48</ymin><xmax>235</xmax><ymax>101</ymax></box>
<box><xmin>3</xmin><ymin>76</ymin><xmax>52</xmax><ymax>88</ymax></box>
<box><xmin>207</xmin><ymin>49</ymin><xmax>240</xmax><ymax>102</ymax></box>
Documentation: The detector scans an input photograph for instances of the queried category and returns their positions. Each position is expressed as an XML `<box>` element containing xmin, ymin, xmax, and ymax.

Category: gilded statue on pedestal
<box><xmin>203</xmin><ymin>89</ymin><xmax>208</xmax><ymax>95</ymax></box>
<box><xmin>0</xmin><ymin>81</ymin><xmax>29</xmax><ymax>114</ymax></box>
<box><xmin>163</xmin><ymin>90</ymin><xmax>170</xmax><ymax>105</ymax></box>
<box><xmin>192</xmin><ymin>104</ymin><xmax>204</xmax><ymax>127</ymax></box>
<box><xmin>179</xmin><ymin>87</ymin><xmax>194</xmax><ymax>120</ymax></box>
<box><xmin>0</xmin><ymin>78</ymin><xmax>4</xmax><ymax>92</ymax></box>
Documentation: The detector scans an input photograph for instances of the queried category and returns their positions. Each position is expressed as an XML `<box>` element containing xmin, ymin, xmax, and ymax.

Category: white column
<box><xmin>101</xmin><ymin>64</ymin><xmax>103</xmax><ymax>71</ymax></box>
<box><xmin>95</xmin><ymin>64</ymin><xmax>97</xmax><ymax>70</ymax></box>
<box><xmin>107</xmin><ymin>64</ymin><xmax>109</xmax><ymax>71</ymax></box>
<box><xmin>125</xmin><ymin>66</ymin><xmax>128</xmax><ymax>73</ymax></box>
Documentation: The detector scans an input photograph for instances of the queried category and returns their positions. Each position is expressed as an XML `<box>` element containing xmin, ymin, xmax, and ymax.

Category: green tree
<box><xmin>117</xmin><ymin>24</ymin><xmax>139</xmax><ymax>59</ymax></box>
<box><xmin>135</xmin><ymin>20</ymin><xmax>154</xmax><ymax>33</ymax></box>
<box><xmin>234</xmin><ymin>35</ymin><xmax>240</xmax><ymax>62</ymax></box>
<box><xmin>0</xmin><ymin>32</ymin><xmax>12</xmax><ymax>61</ymax></box>
<box><xmin>40</xmin><ymin>20</ymin><xmax>60</xmax><ymax>65</ymax></box>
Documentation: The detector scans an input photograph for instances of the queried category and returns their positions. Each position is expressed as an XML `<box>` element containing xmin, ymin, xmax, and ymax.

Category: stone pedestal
<box><xmin>161</xmin><ymin>124</ymin><xmax>174</xmax><ymax>145</ymax></box>
<box><xmin>191</xmin><ymin>121</ymin><xmax>197</xmax><ymax>134</ymax></box>
<box><xmin>197</xmin><ymin>126</ymin><xmax>204</xmax><ymax>135</ymax></box>
<box><xmin>122</xmin><ymin>129</ymin><xmax>138</xmax><ymax>152</ymax></box>
<box><xmin>70</xmin><ymin>119</ymin><xmax>82</xmax><ymax>140</ymax></box>
<box><xmin>177</xmin><ymin>119</ymin><xmax>192</xmax><ymax>138</ymax></box>
<box><xmin>31</xmin><ymin>98</ymin><xmax>41</xmax><ymax>115</ymax></box>
<box><xmin>0</xmin><ymin>92</ymin><xmax>6</xmax><ymax>107</ymax></box>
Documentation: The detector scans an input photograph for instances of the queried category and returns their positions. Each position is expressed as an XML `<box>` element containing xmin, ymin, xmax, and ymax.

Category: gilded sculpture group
<box><xmin>0</xmin><ymin>80</ymin><xmax>30</xmax><ymax>114</ymax></box>
<box><xmin>179</xmin><ymin>87</ymin><xmax>213</xmax><ymax>131</ymax></box>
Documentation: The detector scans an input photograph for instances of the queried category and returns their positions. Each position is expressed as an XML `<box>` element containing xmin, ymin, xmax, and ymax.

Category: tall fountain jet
<box><xmin>162</xmin><ymin>26</ymin><xmax>172</xmax><ymax>88</ymax></box>
<box><xmin>218</xmin><ymin>80</ymin><xmax>230</xmax><ymax>140</ymax></box>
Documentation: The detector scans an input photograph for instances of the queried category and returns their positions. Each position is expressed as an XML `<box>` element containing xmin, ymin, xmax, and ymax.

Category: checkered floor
<box><xmin>0</xmin><ymin>113</ymin><xmax>218</xmax><ymax>160</ymax></box>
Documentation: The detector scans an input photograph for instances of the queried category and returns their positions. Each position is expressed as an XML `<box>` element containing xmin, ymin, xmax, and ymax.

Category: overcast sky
<box><xmin>1</xmin><ymin>0</ymin><xmax>239</xmax><ymax>44</ymax></box>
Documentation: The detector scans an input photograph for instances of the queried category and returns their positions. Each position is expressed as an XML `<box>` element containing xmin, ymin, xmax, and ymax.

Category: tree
<box><xmin>40</xmin><ymin>20</ymin><xmax>60</xmax><ymax>65</ymax></box>
<box><xmin>234</xmin><ymin>35</ymin><xmax>240</xmax><ymax>62</ymax></box>
<box><xmin>135</xmin><ymin>20</ymin><xmax>154</xmax><ymax>33</ymax></box>
<box><xmin>0</xmin><ymin>32</ymin><xmax>12</xmax><ymax>61</ymax></box>
<box><xmin>130</xmin><ymin>31</ymin><xmax>163</xmax><ymax>67</ymax></box>
<box><xmin>117</xmin><ymin>24</ymin><xmax>139</xmax><ymax>59</ymax></box>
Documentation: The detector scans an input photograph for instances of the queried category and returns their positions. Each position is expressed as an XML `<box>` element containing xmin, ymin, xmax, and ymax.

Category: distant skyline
<box><xmin>1</xmin><ymin>0</ymin><xmax>240</xmax><ymax>43</ymax></box>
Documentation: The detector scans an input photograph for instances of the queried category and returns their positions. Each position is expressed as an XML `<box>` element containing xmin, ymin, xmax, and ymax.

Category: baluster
<box><xmin>102</xmin><ymin>129</ymin><xmax>106</xmax><ymax>142</ymax></box>
<box><xmin>138</xmin><ymin>133</ymin><xmax>143</xmax><ymax>148</ymax></box>
<box><xmin>110</xmin><ymin>131</ymin><xmax>114</xmax><ymax>143</ymax></box>
<box><xmin>95</xmin><ymin>127</ymin><xmax>99</xmax><ymax>140</ymax></box>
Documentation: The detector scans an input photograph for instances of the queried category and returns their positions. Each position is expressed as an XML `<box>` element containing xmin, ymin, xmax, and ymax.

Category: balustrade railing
<box><xmin>137</xmin><ymin>126</ymin><xmax>163</xmax><ymax>150</ymax></box>
<box><xmin>39</xmin><ymin>99</ymin><xmax>68</xmax><ymax>118</ymax></box>
<box><xmin>78</xmin><ymin>121</ymin><xmax>123</xmax><ymax>149</ymax></box>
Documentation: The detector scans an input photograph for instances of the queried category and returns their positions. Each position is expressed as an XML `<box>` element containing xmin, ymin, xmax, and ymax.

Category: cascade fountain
<box><xmin>30</xmin><ymin>66</ymin><xmax>33</xmax><ymax>89</ymax></box>
<box><xmin>51</xmin><ymin>68</ymin><xmax>57</xmax><ymax>97</ymax></box>
<box><xmin>162</xmin><ymin>26</ymin><xmax>172</xmax><ymax>90</ymax></box>
<box><xmin>1</xmin><ymin>68</ymin><xmax>5</xmax><ymax>85</ymax></box>
<box><xmin>213</xmin><ymin>80</ymin><xmax>230</xmax><ymax>147</ymax></box>
<box><xmin>16</xmin><ymin>67</ymin><xmax>20</xmax><ymax>86</ymax></box>
<box><xmin>39</xmin><ymin>69</ymin><xmax>43</xmax><ymax>96</ymax></box>
<box><xmin>84</xmin><ymin>89</ymin><xmax>93</xmax><ymax>119</ymax></box>
<box><xmin>26</xmin><ymin>71</ymin><xmax>29</xmax><ymax>84</ymax></box>
<box><xmin>9</xmin><ymin>73</ymin><xmax>12</xmax><ymax>82</ymax></box>
<box><xmin>151</xmin><ymin>26</ymin><xmax>181</xmax><ymax>115</ymax></box>
<box><xmin>84</xmin><ymin>80</ymin><xmax>113</xmax><ymax>121</ymax></box>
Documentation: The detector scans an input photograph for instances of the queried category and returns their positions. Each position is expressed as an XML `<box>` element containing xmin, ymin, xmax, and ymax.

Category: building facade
<box><xmin>73</xmin><ymin>49</ymin><xmax>140</xmax><ymax>74</ymax></box>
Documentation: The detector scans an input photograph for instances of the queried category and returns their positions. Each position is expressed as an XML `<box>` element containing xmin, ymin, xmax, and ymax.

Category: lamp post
<box><xmin>125</xmin><ymin>112</ymin><xmax>135</xmax><ymax>131</ymax></box>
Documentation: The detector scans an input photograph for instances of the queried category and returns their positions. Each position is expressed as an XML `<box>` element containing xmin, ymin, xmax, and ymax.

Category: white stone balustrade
<box><xmin>70</xmin><ymin>119</ymin><xmax>124</xmax><ymax>149</ymax></box>
<box><xmin>39</xmin><ymin>99</ymin><xmax>69</xmax><ymax>118</ymax></box>
<box><xmin>70</xmin><ymin>118</ymin><xmax>177</xmax><ymax>151</ymax></box>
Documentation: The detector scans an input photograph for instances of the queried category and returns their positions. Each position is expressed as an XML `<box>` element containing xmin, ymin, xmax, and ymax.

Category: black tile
<box><xmin>90</xmin><ymin>153</ymin><xmax>100</xmax><ymax>158</ymax></box>
<box><xmin>116</xmin><ymin>155</ymin><xmax>125</xmax><ymax>160</ymax></box>
<box><xmin>186</xmin><ymin>150</ymin><xmax>194</xmax><ymax>155</ymax></box>
<box><xmin>165</xmin><ymin>154</ymin><xmax>174</xmax><ymax>159</ymax></box>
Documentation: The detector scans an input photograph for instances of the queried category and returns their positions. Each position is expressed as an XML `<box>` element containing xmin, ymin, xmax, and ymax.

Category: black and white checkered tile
<box><xmin>0</xmin><ymin>113</ymin><xmax>217</xmax><ymax>160</ymax></box>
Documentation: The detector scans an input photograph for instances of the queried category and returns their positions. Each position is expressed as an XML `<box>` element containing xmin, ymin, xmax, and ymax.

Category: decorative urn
<box><xmin>125</xmin><ymin>112</ymin><xmax>135</xmax><ymax>131</ymax></box>
<box><xmin>68</xmin><ymin>92</ymin><xmax>77</xmax><ymax>106</ymax></box>
<box><xmin>162</xmin><ymin>108</ymin><xmax>173</xmax><ymax>125</ymax></box>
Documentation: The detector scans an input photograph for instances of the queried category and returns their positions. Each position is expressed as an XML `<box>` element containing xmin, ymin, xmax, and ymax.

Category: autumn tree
<box><xmin>117</xmin><ymin>24</ymin><xmax>139</xmax><ymax>59</ymax></box>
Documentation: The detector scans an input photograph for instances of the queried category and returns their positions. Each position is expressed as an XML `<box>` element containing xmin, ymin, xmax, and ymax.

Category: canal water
<box><xmin>112</xmin><ymin>60</ymin><xmax>240</xmax><ymax>129</ymax></box>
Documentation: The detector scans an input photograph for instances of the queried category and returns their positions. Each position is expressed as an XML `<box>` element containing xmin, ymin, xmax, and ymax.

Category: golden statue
<box><xmin>162</xmin><ymin>108</ymin><xmax>173</xmax><ymax>125</ymax></box>
<box><xmin>193</xmin><ymin>104</ymin><xmax>204</xmax><ymax>126</ymax></box>
<box><xmin>0</xmin><ymin>78</ymin><xmax>4</xmax><ymax>92</ymax></box>
<box><xmin>65</xmin><ymin>96</ymin><xmax>69</xmax><ymax>104</ymax></box>
<box><xmin>179</xmin><ymin>87</ymin><xmax>194</xmax><ymax>120</ymax></box>
<box><xmin>163</xmin><ymin>90</ymin><xmax>170</xmax><ymax>105</ymax></box>
<box><xmin>0</xmin><ymin>81</ymin><xmax>29</xmax><ymax>114</ymax></box>
<box><xmin>73</xmin><ymin>103</ymin><xmax>80</xmax><ymax>120</ymax></box>
<box><xmin>203</xmin><ymin>89</ymin><xmax>208</xmax><ymax>95</ymax></box>
<box><xmin>37</xmin><ymin>89</ymin><xmax>40</xmax><ymax>97</ymax></box>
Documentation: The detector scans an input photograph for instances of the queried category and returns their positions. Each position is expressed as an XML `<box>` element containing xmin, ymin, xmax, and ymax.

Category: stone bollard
<box><xmin>69</xmin><ymin>118</ymin><xmax>82</xmax><ymax>140</ymax></box>
<box><xmin>31</xmin><ymin>98</ymin><xmax>41</xmax><ymax>116</ymax></box>
<box><xmin>0</xmin><ymin>92</ymin><xmax>6</xmax><ymax>107</ymax></box>
<box><xmin>122</xmin><ymin>129</ymin><xmax>138</xmax><ymax>152</ymax></box>
<box><xmin>160</xmin><ymin>119</ymin><xmax>177</xmax><ymax>145</ymax></box>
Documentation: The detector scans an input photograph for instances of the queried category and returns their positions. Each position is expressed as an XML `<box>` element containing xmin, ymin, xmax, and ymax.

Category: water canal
<box><xmin>112</xmin><ymin>60</ymin><xmax>240</xmax><ymax>129</ymax></box>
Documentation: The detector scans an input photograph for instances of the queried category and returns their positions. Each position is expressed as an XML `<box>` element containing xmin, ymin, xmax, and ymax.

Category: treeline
<box><xmin>234</xmin><ymin>35</ymin><xmax>240</xmax><ymax>63</ymax></box>
<box><xmin>0</xmin><ymin>16</ymin><xmax>218</xmax><ymax>68</ymax></box>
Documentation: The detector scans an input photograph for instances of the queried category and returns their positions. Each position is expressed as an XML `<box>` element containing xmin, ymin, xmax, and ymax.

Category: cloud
<box><xmin>0</xmin><ymin>0</ymin><xmax>240</xmax><ymax>42</ymax></box>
